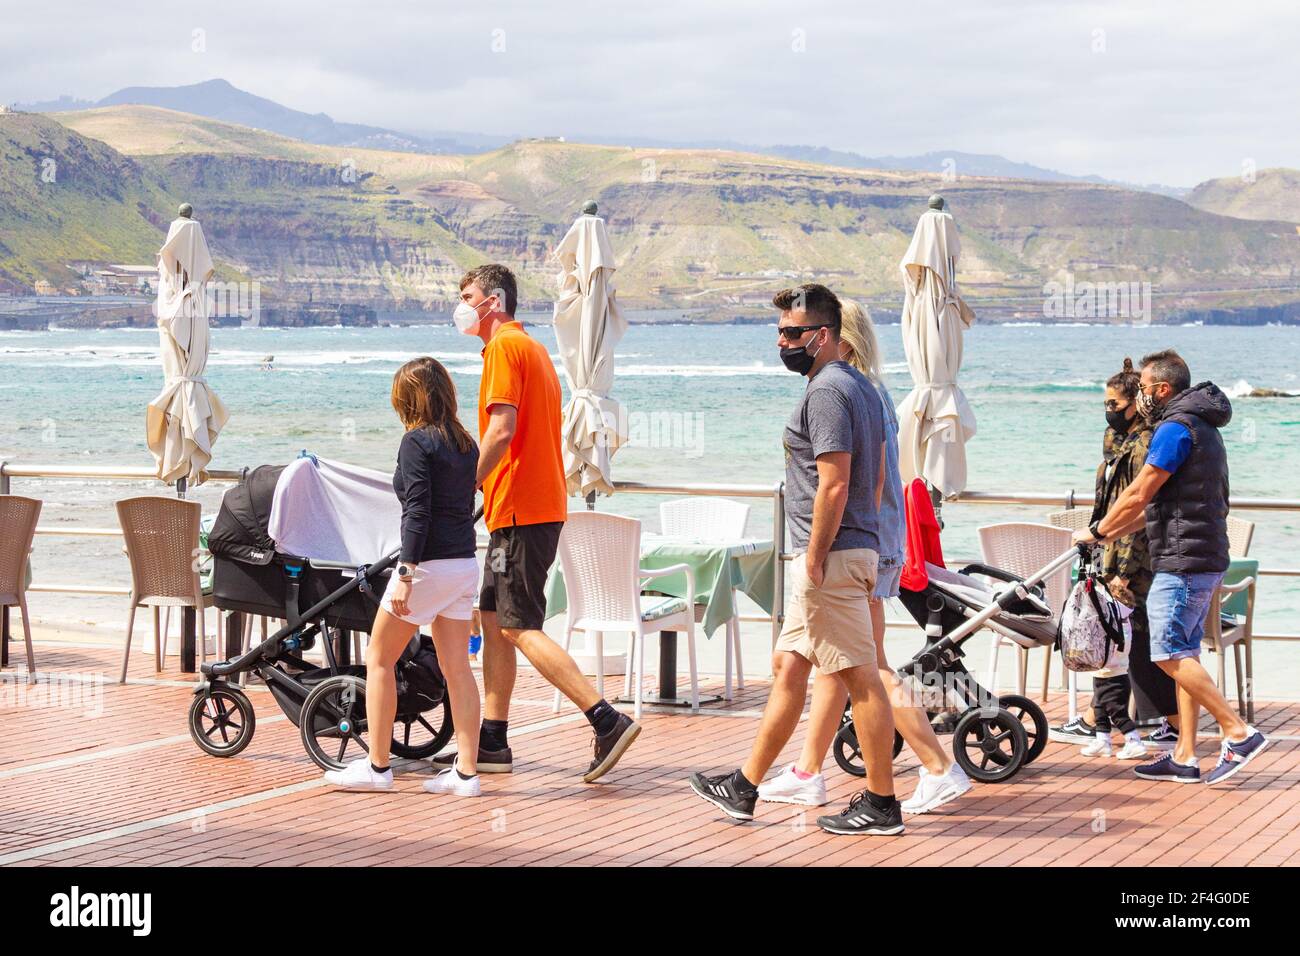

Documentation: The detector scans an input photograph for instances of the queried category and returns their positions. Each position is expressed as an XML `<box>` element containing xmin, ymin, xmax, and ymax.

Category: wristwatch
<box><xmin>397</xmin><ymin>563</ymin><xmax>414</xmax><ymax>580</ymax></box>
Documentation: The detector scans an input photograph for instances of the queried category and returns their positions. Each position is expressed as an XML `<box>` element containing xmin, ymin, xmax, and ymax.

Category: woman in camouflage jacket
<box><xmin>1092</xmin><ymin>358</ymin><xmax>1177</xmax><ymax>727</ymax></box>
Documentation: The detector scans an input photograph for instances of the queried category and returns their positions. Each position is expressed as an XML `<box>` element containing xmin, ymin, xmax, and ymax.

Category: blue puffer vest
<box><xmin>1144</xmin><ymin>381</ymin><xmax>1232</xmax><ymax>574</ymax></box>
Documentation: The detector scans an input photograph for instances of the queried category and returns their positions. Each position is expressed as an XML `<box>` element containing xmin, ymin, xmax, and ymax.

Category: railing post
<box><xmin>771</xmin><ymin>481</ymin><xmax>785</xmax><ymax>655</ymax></box>
<box><xmin>0</xmin><ymin>459</ymin><xmax>10</xmax><ymax>495</ymax></box>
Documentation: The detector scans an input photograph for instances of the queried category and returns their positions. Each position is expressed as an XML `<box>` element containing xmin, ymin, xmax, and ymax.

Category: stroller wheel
<box><xmin>998</xmin><ymin>695</ymin><xmax>1048</xmax><ymax>764</ymax></box>
<box><xmin>300</xmin><ymin>675</ymin><xmax>371</xmax><ymax>772</ymax></box>
<box><xmin>832</xmin><ymin>721</ymin><xmax>904</xmax><ymax>779</ymax></box>
<box><xmin>391</xmin><ymin>696</ymin><xmax>454</xmax><ymax>760</ymax></box>
<box><xmin>952</xmin><ymin>707</ymin><xmax>1029</xmax><ymax>783</ymax></box>
<box><xmin>189</xmin><ymin>685</ymin><xmax>256</xmax><ymax>758</ymax></box>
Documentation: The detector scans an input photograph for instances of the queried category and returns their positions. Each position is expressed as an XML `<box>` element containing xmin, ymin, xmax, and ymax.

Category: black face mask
<box><xmin>779</xmin><ymin>346</ymin><xmax>815</xmax><ymax>375</ymax></box>
<box><xmin>1106</xmin><ymin>408</ymin><xmax>1132</xmax><ymax>433</ymax></box>
<box><xmin>779</xmin><ymin>337</ymin><xmax>822</xmax><ymax>376</ymax></box>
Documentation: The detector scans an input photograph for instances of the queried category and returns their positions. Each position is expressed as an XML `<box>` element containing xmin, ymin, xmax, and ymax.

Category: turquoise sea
<box><xmin>2</xmin><ymin>319</ymin><xmax>1298</xmax><ymax>652</ymax></box>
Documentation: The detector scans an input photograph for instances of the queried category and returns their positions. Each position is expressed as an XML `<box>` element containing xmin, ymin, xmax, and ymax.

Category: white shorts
<box><xmin>379</xmin><ymin>557</ymin><xmax>479</xmax><ymax>625</ymax></box>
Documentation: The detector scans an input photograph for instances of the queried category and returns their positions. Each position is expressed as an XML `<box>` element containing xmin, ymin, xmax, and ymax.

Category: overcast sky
<box><xmin>4</xmin><ymin>1</ymin><xmax>1297</xmax><ymax>186</ymax></box>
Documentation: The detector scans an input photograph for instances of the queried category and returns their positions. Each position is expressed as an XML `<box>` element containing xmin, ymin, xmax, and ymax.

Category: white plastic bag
<box><xmin>1058</xmin><ymin>572</ymin><xmax>1129</xmax><ymax>673</ymax></box>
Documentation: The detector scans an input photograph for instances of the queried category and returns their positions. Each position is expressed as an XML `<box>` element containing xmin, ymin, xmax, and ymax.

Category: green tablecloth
<box><xmin>544</xmin><ymin>536</ymin><xmax>776</xmax><ymax>638</ymax></box>
<box><xmin>1222</xmin><ymin>557</ymin><xmax>1258</xmax><ymax>619</ymax></box>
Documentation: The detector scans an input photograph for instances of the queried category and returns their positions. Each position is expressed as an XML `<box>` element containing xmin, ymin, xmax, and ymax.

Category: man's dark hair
<box><xmin>1140</xmin><ymin>348</ymin><xmax>1191</xmax><ymax>394</ymax></box>
<box><xmin>772</xmin><ymin>283</ymin><xmax>841</xmax><ymax>334</ymax></box>
<box><xmin>459</xmin><ymin>264</ymin><xmax>518</xmax><ymax>316</ymax></box>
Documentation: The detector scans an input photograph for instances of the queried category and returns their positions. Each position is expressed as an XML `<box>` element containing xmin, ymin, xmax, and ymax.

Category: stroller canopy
<box><xmin>208</xmin><ymin>456</ymin><xmax>403</xmax><ymax>567</ymax></box>
<box><xmin>207</xmin><ymin>464</ymin><xmax>284</xmax><ymax>565</ymax></box>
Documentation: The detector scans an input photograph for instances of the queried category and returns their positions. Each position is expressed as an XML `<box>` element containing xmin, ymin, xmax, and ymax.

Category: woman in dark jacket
<box><xmin>324</xmin><ymin>357</ymin><xmax>483</xmax><ymax>796</ymax></box>
<box><xmin>1090</xmin><ymin>358</ymin><xmax>1178</xmax><ymax>747</ymax></box>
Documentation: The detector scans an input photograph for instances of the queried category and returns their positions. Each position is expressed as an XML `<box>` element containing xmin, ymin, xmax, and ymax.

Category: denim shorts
<box><xmin>1146</xmin><ymin>570</ymin><xmax>1224</xmax><ymax>662</ymax></box>
<box><xmin>872</xmin><ymin>561</ymin><xmax>903</xmax><ymax>600</ymax></box>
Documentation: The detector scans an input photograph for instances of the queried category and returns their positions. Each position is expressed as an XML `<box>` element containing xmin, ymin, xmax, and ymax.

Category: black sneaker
<box><xmin>431</xmin><ymin>745</ymin><xmax>513</xmax><ymax>774</ymax></box>
<box><xmin>816</xmin><ymin>791</ymin><xmax>906</xmax><ymax>836</ymax></box>
<box><xmin>688</xmin><ymin>770</ymin><xmax>757</xmax><ymax>822</ymax></box>
<box><xmin>583</xmin><ymin>712</ymin><xmax>641</xmax><ymax>783</ymax></box>
<box><xmin>1143</xmin><ymin>718</ymin><xmax>1178</xmax><ymax>751</ymax></box>
<box><xmin>1048</xmin><ymin>715</ymin><xmax>1096</xmax><ymax>745</ymax></box>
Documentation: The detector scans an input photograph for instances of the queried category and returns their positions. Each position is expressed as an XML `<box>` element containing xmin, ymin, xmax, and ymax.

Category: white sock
<box><xmin>1125</xmin><ymin>730</ymin><xmax>1142</xmax><ymax>745</ymax></box>
<box><xmin>1095</xmin><ymin>731</ymin><xmax>1111</xmax><ymax>745</ymax></box>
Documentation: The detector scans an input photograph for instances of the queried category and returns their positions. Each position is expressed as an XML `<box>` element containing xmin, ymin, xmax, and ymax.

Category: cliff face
<box><xmin>8</xmin><ymin>106</ymin><xmax>1300</xmax><ymax>315</ymax></box>
<box><xmin>147</xmin><ymin>153</ymin><xmax>486</xmax><ymax>306</ymax></box>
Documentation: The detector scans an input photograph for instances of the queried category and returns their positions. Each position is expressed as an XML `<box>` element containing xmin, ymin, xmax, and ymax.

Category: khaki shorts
<box><xmin>776</xmin><ymin>548</ymin><xmax>878</xmax><ymax>674</ymax></box>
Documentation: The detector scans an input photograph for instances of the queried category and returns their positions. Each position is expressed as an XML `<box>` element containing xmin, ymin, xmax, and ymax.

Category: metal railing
<box><xmin>3</xmin><ymin>461</ymin><xmax>1299</xmax><ymax>647</ymax></box>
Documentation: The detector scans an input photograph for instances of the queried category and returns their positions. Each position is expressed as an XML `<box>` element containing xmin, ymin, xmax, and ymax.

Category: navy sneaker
<box><xmin>688</xmin><ymin>770</ymin><xmax>757</xmax><ymax>822</ymax></box>
<box><xmin>1049</xmin><ymin>715</ymin><xmax>1096</xmax><ymax>745</ymax></box>
<box><xmin>1204</xmin><ymin>729</ymin><xmax>1269</xmax><ymax>786</ymax></box>
<box><xmin>1134</xmin><ymin>752</ymin><xmax>1201</xmax><ymax>784</ymax></box>
<box><xmin>1143</xmin><ymin>718</ymin><xmax>1178</xmax><ymax>750</ymax></box>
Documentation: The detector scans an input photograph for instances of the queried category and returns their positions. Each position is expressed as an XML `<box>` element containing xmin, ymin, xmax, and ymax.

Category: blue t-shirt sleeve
<box><xmin>1146</xmin><ymin>421</ymin><xmax>1192</xmax><ymax>474</ymax></box>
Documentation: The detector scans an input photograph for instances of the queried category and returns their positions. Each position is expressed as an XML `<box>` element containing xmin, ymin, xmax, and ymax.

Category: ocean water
<box><xmin>2</xmin><ymin>318</ymin><xmax>1298</xmax><ymax>646</ymax></box>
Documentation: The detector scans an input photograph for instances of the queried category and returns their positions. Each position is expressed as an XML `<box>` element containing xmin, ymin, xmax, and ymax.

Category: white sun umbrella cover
<box><xmin>146</xmin><ymin>217</ymin><xmax>229</xmax><ymax>487</ymax></box>
<box><xmin>895</xmin><ymin>207</ymin><xmax>977</xmax><ymax>499</ymax></box>
<box><xmin>552</xmin><ymin>213</ymin><xmax>628</xmax><ymax>497</ymax></box>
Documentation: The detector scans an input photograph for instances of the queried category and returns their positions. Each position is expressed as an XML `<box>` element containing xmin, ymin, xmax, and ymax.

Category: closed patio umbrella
<box><xmin>895</xmin><ymin>198</ymin><xmax>977</xmax><ymax>499</ymax></box>
<box><xmin>552</xmin><ymin>204</ymin><xmax>628</xmax><ymax>498</ymax></box>
<box><xmin>146</xmin><ymin>212</ymin><xmax>229</xmax><ymax>490</ymax></box>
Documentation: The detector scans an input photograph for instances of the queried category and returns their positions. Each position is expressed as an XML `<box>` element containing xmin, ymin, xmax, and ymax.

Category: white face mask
<box><xmin>453</xmin><ymin>298</ymin><xmax>490</xmax><ymax>336</ymax></box>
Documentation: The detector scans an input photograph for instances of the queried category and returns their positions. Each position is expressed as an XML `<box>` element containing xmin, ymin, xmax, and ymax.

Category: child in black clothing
<box><xmin>1082</xmin><ymin>638</ymin><xmax>1147</xmax><ymax>760</ymax></box>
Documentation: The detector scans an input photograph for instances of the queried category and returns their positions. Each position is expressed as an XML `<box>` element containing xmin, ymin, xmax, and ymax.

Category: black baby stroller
<box><xmin>832</xmin><ymin>481</ymin><xmax>1074</xmax><ymax>783</ymax></box>
<box><xmin>188</xmin><ymin>463</ymin><xmax>455</xmax><ymax>771</ymax></box>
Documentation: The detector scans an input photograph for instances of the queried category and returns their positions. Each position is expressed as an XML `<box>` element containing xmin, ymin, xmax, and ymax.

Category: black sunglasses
<box><xmin>777</xmin><ymin>324</ymin><xmax>828</xmax><ymax>342</ymax></box>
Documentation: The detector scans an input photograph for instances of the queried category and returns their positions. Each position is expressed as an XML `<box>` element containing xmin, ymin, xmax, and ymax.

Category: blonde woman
<box><xmin>758</xmin><ymin>299</ymin><xmax>973</xmax><ymax>813</ymax></box>
<box><xmin>324</xmin><ymin>357</ymin><xmax>484</xmax><ymax>796</ymax></box>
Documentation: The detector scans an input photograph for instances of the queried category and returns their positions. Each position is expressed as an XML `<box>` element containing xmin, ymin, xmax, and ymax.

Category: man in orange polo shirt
<box><xmin>431</xmin><ymin>264</ymin><xmax>641</xmax><ymax>783</ymax></box>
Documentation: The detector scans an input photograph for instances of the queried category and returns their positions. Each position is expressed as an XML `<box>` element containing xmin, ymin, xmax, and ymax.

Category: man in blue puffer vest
<box><xmin>1075</xmin><ymin>349</ymin><xmax>1268</xmax><ymax>785</ymax></box>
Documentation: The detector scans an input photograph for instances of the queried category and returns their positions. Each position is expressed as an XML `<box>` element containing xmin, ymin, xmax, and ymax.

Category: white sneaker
<box><xmin>1081</xmin><ymin>737</ymin><xmax>1113</xmax><ymax>757</ymax></box>
<box><xmin>423</xmin><ymin>766</ymin><xmax>482</xmax><ymax>797</ymax></box>
<box><xmin>757</xmin><ymin>764</ymin><xmax>828</xmax><ymax>806</ymax></box>
<box><xmin>323</xmin><ymin>758</ymin><xmax>393</xmax><ymax>791</ymax></box>
<box><xmin>901</xmin><ymin>764</ymin><xmax>972</xmax><ymax>815</ymax></box>
<box><xmin>1115</xmin><ymin>740</ymin><xmax>1147</xmax><ymax>760</ymax></box>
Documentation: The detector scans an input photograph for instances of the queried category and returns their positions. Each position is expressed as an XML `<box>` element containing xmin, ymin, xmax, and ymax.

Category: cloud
<box><xmin>2</xmin><ymin>0</ymin><xmax>1296</xmax><ymax>186</ymax></box>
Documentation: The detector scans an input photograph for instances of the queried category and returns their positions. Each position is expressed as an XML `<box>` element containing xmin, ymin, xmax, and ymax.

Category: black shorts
<box><xmin>478</xmin><ymin>521</ymin><xmax>564</xmax><ymax>631</ymax></box>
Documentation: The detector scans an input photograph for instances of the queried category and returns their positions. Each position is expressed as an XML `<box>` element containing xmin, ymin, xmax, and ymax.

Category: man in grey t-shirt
<box><xmin>783</xmin><ymin>359</ymin><xmax>883</xmax><ymax>555</ymax></box>
<box><xmin>688</xmin><ymin>283</ymin><xmax>903</xmax><ymax>836</ymax></box>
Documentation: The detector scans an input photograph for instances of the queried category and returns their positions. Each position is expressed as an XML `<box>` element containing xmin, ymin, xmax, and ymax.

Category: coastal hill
<box><xmin>5</xmin><ymin>104</ymin><xmax>1300</xmax><ymax>319</ymax></box>
<box><xmin>0</xmin><ymin>111</ymin><xmax>177</xmax><ymax>290</ymax></box>
<box><xmin>1186</xmin><ymin>168</ymin><xmax>1300</xmax><ymax>225</ymax></box>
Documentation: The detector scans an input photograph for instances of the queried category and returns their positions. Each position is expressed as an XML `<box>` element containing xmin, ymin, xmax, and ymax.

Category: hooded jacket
<box><xmin>1144</xmin><ymin>381</ymin><xmax>1232</xmax><ymax>574</ymax></box>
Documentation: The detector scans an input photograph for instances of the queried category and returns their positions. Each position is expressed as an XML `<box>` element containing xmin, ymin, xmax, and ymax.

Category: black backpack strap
<box><xmin>1084</xmin><ymin>573</ymin><xmax>1127</xmax><ymax>652</ymax></box>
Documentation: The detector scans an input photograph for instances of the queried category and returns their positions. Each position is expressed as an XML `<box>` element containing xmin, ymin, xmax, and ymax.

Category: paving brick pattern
<box><xmin>2</xmin><ymin>643</ymin><xmax>1297</xmax><ymax>866</ymax></box>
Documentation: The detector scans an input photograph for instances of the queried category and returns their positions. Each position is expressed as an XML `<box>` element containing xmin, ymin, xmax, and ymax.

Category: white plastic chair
<box><xmin>977</xmin><ymin>522</ymin><xmax>1073</xmax><ymax>699</ymax></box>
<box><xmin>554</xmin><ymin>511</ymin><xmax>698</xmax><ymax>720</ymax></box>
<box><xmin>660</xmin><ymin>497</ymin><xmax>749</xmax><ymax>699</ymax></box>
